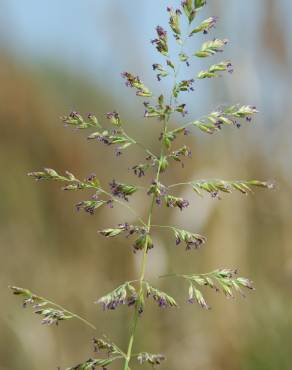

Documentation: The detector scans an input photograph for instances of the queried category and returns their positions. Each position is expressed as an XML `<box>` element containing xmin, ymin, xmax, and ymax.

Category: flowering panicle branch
<box><xmin>62</xmin><ymin>111</ymin><xmax>101</xmax><ymax>130</ymax></box>
<box><xmin>191</xmin><ymin>179</ymin><xmax>274</xmax><ymax>197</ymax></box>
<box><xmin>11</xmin><ymin>2</ymin><xmax>274</xmax><ymax>370</ymax></box>
<box><xmin>65</xmin><ymin>337</ymin><xmax>128</xmax><ymax>369</ymax></box>
<box><xmin>169</xmin><ymin>105</ymin><xmax>259</xmax><ymax>135</ymax></box>
<box><xmin>87</xmin><ymin>129</ymin><xmax>134</xmax><ymax>153</ymax></box>
<box><xmin>28</xmin><ymin>168</ymin><xmax>143</xmax><ymax>222</ymax></box>
<box><xmin>161</xmin><ymin>269</ymin><xmax>254</xmax><ymax>310</ymax></box>
<box><xmin>169</xmin><ymin>179</ymin><xmax>274</xmax><ymax>199</ymax></box>
<box><xmin>28</xmin><ymin>168</ymin><xmax>101</xmax><ymax>189</ymax></box>
<box><xmin>96</xmin><ymin>283</ymin><xmax>138</xmax><ymax>311</ymax></box>
<box><xmin>62</xmin><ymin>111</ymin><xmax>156</xmax><ymax>158</ymax></box>
<box><xmin>10</xmin><ymin>286</ymin><xmax>96</xmax><ymax>329</ymax></box>
<box><xmin>144</xmin><ymin>282</ymin><xmax>178</xmax><ymax>309</ymax></box>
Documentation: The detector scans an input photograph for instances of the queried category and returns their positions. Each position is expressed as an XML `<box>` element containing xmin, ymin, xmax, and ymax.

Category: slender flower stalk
<box><xmin>10</xmin><ymin>2</ymin><xmax>274</xmax><ymax>370</ymax></box>
<box><xmin>123</xmin><ymin>123</ymin><xmax>168</xmax><ymax>370</ymax></box>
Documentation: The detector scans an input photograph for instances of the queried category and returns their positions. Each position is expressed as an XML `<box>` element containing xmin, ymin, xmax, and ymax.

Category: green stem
<box><xmin>122</xmin><ymin>25</ymin><xmax>191</xmax><ymax>370</ymax></box>
<box><xmin>60</xmin><ymin>176</ymin><xmax>147</xmax><ymax>227</ymax></box>
<box><xmin>123</xmin><ymin>160</ymin><xmax>163</xmax><ymax>370</ymax></box>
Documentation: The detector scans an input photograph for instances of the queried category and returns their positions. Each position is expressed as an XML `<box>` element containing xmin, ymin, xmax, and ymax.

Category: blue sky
<box><xmin>2</xmin><ymin>0</ymin><xmax>291</xmax><ymax>127</ymax></box>
<box><xmin>2</xmin><ymin>0</ymin><xmax>264</xmax><ymax>74</ymax></box>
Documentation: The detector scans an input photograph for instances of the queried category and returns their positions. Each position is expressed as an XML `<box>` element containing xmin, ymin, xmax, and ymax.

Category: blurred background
<box><xmin>1</xmin><ymin>0</ymin><xmax>291</xmax><ymax>369</ymax></box>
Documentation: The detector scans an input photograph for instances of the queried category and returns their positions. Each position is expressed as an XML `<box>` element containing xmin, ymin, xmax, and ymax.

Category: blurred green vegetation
<box><xmin>1</xmin><ymin>2</ymin><xmax>292</xmax><ymax>370</ymax></box>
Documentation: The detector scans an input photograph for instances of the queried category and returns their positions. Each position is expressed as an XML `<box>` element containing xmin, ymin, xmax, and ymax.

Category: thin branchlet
<box><xmin>11</xmin><ymin>2</ymin><xmax>274</xmax><ymax>370</ymax></box>
<box><xmin>9</xmin><ymin>286</ymin><xmax>96</xmax><ymax>329</ymax></box>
